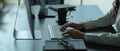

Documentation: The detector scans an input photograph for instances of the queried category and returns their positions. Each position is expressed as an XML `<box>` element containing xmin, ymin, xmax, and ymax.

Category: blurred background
<box><xmin>3</xmin><ymin>0</ymin><xmax>114</xmax><ymax>14</ymax></box>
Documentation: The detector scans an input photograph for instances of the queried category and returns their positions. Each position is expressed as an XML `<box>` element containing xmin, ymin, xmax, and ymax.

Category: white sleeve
<box><xmin>83</xmin><ymin>8</ymin><xmax>116</xmax><ymax>30</ymax></box>
<box><xmin>85</xmin><ymin>32</ymin><xmax>120</xmax><ymax>46</ymax></box>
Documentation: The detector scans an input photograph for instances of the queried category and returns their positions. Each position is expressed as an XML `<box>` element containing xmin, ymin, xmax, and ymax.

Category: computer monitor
<box><xmin>25</xmin><ymin>0</ymin><xmax>35</xmax><ymax>39</ymax></box>
<box><xmin>24</xmin><ymin>0</ymin><xmax>42</xmax><ymax>39</ymax></box>
<box><xmin>13</xmin><ymin>0</ymin><xmax>35</xmax><ymax>40</ymax></box>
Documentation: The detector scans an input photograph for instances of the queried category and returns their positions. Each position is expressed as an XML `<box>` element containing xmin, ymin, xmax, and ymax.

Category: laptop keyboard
<box><xmin>48</xmin><ymin>25</ymin><xmax>63</xmax><ymax>39</ymax></box>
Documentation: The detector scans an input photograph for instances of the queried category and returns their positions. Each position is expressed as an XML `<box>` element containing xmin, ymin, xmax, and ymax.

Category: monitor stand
<box><xmin>57</xmin><ymin>9</ymin><xmax>68</xmax><ymax>25</ymax></box>
<box><xmin>49</xmin><ymin>4</ymin><xmax>76</xmax><ymax>25</ymax></box>
<box><xmin>38</xmin><ymin>7</ymin><xmax>68</xmax><ymax>25</ymax></box>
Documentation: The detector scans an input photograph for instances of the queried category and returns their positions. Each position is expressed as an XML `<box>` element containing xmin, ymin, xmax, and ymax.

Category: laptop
<box><xmin>48</xmin><ymin>25</ymin><xmax>105</xmax><ymax>39</ymax></box>
<box><xmin>48</xmin><ymin>25</ymin><xmax>76</xmax><ymax>39</ymax></box>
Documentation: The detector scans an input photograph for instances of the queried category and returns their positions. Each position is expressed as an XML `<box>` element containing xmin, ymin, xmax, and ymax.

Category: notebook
<box><xmin>44</xmin><ymin>39</ymin><xmax>87</xmax><ymax>51</ymax></box>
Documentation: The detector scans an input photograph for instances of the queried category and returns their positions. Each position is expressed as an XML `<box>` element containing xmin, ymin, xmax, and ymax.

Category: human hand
<box><xmin>60</xmin><ymin>22</ymin><xmax>84</xmax><ymax>32</ymax></box>
<box><xmin>62</xmin><ymin>29</ymin><xmax>85</xmax><ymax>39</ymax></box>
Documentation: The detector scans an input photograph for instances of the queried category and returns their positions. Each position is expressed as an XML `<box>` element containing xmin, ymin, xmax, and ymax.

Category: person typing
<box><xmin>60</xmin><ymin>0</ymin><xmax>120</xmax><ymax>47</ymax></box>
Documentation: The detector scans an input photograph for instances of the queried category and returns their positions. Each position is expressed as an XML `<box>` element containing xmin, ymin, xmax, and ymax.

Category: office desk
<box><xmin>3</xmin><ymin>5</ymin><xmax>119</xmax><ymax>51</ymax></box>
<box><xmin>31</xmin><ymin>5</ymin><xmax>120</xmax><ymax>51</ymax></box>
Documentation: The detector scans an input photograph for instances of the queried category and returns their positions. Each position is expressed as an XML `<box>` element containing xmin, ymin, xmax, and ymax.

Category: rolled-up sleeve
<box><xmin>85</xmin><ymin>32</ymin><xmax>120</xmax><ymax>46</ymax></box>
<box><xmin>83</xmin><ymin>8</ymin><xmax>116</xmax><ymax>30</ymax></box>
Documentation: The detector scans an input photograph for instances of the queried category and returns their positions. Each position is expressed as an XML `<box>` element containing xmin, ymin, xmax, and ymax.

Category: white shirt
<box><xmin>83</xmin><ymin>7</ymin><xmax>120</xmax><ymax>46</ymax></box>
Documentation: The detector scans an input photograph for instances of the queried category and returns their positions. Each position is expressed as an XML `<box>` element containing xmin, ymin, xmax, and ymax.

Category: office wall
<box><xmin>4</xmin><ymin>0</ymin><xmax>114</xmax><ymax>14</ymax></box>
<box><xmin>83</xmin><ymin>0</ymin><xmax>114</xmax><ymax>14</ymax></box>
<box><xmin>65</xmin><ymin>0</ymin><xmax>114</xmax><ymax>14</ymax></box>
<box><xmin>4</xmin><ymin>0</ymin><xmax>24</xmax><ymax>5</ymax></box>
<box><xmin>5</xmin><ymin>0</ymin><xmax>18</xmax><ymax>5</ymax></box>
<box><xmin>64</xmin><ymin>0</ymin><xmax>80</xmax><ymax>5</ymax></box>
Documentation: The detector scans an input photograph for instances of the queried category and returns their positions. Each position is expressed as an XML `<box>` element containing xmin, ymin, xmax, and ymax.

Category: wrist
<box><xmin>78</xmin><ymin>24</ymin><xmax>85</xmax><ymax>30</ymax></box>
<box><xmin>82</xmin><ymin>34</ymin><xmax>85</xmax><ymax>39</ymax></box>
<box><xmin>68</xmin><ymin>23</ymin><xmax>75</xmax><ymax>27</ymax></box>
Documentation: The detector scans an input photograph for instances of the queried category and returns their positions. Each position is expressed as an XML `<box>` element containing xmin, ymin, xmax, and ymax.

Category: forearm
<box><xmin>83</xmin><ymin>16</ymin><xmax>115</xmax><ymax>30</ymax></box>
<box><xmin>67</xmin><ymin>23</ymin><xmax>85</xmax><ymax>30</ymax></box>
<box><xmin>83</xmin><ymin>8</ymin><xmax>116</xmax><ymax>30</ymax></box>
<box><xmin>84</xmin><ymin>32</ymin><xmax>120</xmax><ymax>46</ymax></box>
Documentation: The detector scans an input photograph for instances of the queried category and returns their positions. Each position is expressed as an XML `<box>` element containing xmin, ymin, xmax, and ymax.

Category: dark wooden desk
<box><xmin>31</xmin><ymin>5</ymin><xmax>120</xmax><ymax>51</ymax></box>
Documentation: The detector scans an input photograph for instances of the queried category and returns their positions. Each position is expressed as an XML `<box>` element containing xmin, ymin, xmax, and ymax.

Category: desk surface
<box><xmin>32</xmin><ymin>5</ymin><xmax>119</xmax><ymax>51</ymax></box>
<box><xmin>0</xmin><ymin>5</ymin><xmax>119</xmax><ymax>51</ymax></box>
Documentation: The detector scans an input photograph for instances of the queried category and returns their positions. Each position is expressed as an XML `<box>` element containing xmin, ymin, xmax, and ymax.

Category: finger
<box><xmin>66</xmin><ymin>29</ymin><xmax>76</xmax><ymax>34</ymax></box>
<box><xmin>60</xmin><ymin>22</ymin><xmax>75</xmax><ymax>32</ymax></box>
<box><xmin>62</xmin><ymin>34</ymin><xmax>70</xmax><ymax>37</ymax></box>
<box><xmin>62</xmin><ymin>29</ymin><xmax>76</xmax><ymax>37</ymax></box>
<box><xmin>62</xmin><ymin>29</ymin><xmax>71</xmax><ymax>35</ymax></box>
<box><xmin>60</xmin><ymin>24</ymin><xmax>68</xmax><ymax>32</ymax></box>
<box><xmin>63</xmin><ymin>36</ymin><xmax>70</xmax><ymax>39</ymax></box>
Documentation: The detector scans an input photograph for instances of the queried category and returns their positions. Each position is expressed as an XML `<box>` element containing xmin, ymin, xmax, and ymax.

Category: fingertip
<box><xmin>62</xmin><ymin>34</ymin><xmax>70</xmax><ymax>37</ymax></box>
<box><xmin>60</xmin><ymin>24</ymin><xmax>68</xmax><ymax>32</ymax></box>
<box><xmin>62</xmin><ymin>36</ymin><xmax>70</xmax><ymax>39</ymax></box>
